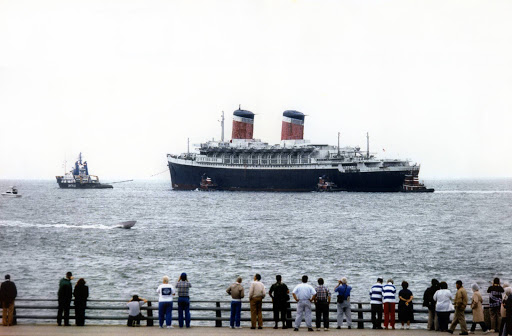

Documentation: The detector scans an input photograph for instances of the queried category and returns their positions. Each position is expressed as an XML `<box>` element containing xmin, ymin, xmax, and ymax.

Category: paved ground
<box><xmin>0</xmin><ymin>325</ymin><xmax>483</xmax><ymax>336</ymax></box>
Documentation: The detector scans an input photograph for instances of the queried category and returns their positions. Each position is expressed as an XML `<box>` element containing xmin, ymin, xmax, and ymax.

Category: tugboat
<box><xmin>316</xmin><ymin>176</ymin><xmax>341</xmax><ymax>192</ymax></box>
<box><xmin>1</xmin><ymin>186</ymin><xmax>22</xmax><ymax>197</ymax></box>
<box><xmin>56</xmin><ymin>153</ymin><xmax>113</xmax><ymax>189</ymax></box>
<box><xmin>401</xmin><ymin>170</ymin><xmax>434</xmax><ymax>192</ymax></box>
<box><xmin>199</xmin><ymin>174</ymin><xmax>218</xmax><ymax>191</ymax></box>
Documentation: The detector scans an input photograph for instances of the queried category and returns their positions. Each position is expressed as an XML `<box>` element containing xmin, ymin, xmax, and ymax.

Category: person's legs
<box><xmin>450</xmin><ymin>309</ymin><xmax>462</xmax><ymax>332</ymax></box>
<box><xmin>315</xmin><ymin>303</ymin><xmax>322</xmax><ymax>329</ymax></box>
<box><xmin>304</xmin><ymin>301</ymin><xmax>312</xmax><ymax>328</ymax></box>
<box><xmin>322</xmin><ymin>302</ymin><xmax>329</xmax><ymax>329</ymax></box>
<box><xmin>167</xmin><ymin>302</ymin><xmax>173</xmax><ymax>327</ymax></box>
<box><xmin>490</xmin><ymin>308</ymin><xmax>498</xmax><ymax>331</ymax></box>
<box><xmin>234</xmin><ymin>301</ymin><xmax>242</xmax><ymax>327</ymax></box>
<box><xmin>295</xmin><ymin>301</ymin><xmax>304</xmax><ymax>328</ymax></box>
<box><xmin>178</xmin><ymin>298</ymin><xmax>184</xmax><ymax>327</ymax></box>
<box><xmin>280</xmin><ymin>304</ymin><xmax>287</xmax><ymax>327</ymax></box>
<box><xmin>343</xmin><ymin>301</ymin><xmax>352</xmax><ymax>327</ymax></box>
<box><xmin>377</xmin><ymin>304</ymin><xmax>383</xmax><ymax>328</ymax></box>
<box><xmin>250</xmin><ymin>299</ymin><xmax>257</xmax><ymax>328</ymax></box>
<box><xmin>383</xmin><ymin>302</ymin><xmax>390</xmax><ymax>328</ymax></box>
<box><xmin>230</xmin><ymin>301</ymin><xmax>236</xmax><ymax>327</ymax></box>
<box><xmin>470</xmin><ymin>322</ymin><xmax>476</xmax><ymax>332</ymax></box>
<box><xmin>389</xmin><ymin>302</ymin><xmax>396</xmax><ymax>329</ymax></box>
<box><xmin>128</xmin><ymin>315</ymin><xmax>134</xmax><ymax>327</ymax></box>
<box><xmin>273</xmin><ymin>304</ymin><xmax>279</xmax><ymax>328</ymax></box>
<box><xmin>158</xmin><ymin>302</ymin><xmax>164</xmax><ymax>327</ymax></box>
<box><xmin>428</xmin><ymin>309</ymin><xmax>435</xmax><ymax>330</ymax></box>
<box><xmin>184</xmin><ymin>299</ymin><xmax>191</xmax><ymax>327</ymax></box>
<box><xmin>256</xmin><ymin>298</ymin><xmax>263</xmax><ymax>328</ymax></box>
<box><xmin>63</xmin><ymin>301</ymin><xmax>70</xmax><ymax>326</ymax></box>
<box><xmin>371</xmin><ymin>304</ymin><xmax>377</xmax><ymax>328</ymax></box>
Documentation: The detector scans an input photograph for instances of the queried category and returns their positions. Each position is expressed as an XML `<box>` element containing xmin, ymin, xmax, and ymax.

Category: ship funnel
<box><xmin>281</xmin><ymin>110</ymin><xmax>305</xmax><ymax>140</ymax></box>
<box><xmin>231</xmin><ymin>108</ymin><xmax>255</xmax><ymax>140</ymax></box>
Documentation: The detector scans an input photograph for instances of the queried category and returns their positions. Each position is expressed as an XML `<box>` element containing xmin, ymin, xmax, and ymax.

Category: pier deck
<box><xmin>0</xmin><ymin>325</ymin><xmax>448</xmax><ymax>336</ymax></box>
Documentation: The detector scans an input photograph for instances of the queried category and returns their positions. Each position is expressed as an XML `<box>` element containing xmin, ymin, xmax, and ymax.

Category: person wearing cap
<box><xmin>0</xmin><ymin>274</ymin><xmax>17</xmax><ymax>326</ymax></box>
<box><xmin>335</xmin><ymin>277</ymin><xmax>352</xmax><ymax>329</ymax></box>
<box><xmin>449</xmin><ymin>280</ymin><xmax>468</xmax><ymax>335</ymax></box>
<box><xmin>369</xmin><ymin>277</ymin><xmax>384</xmax><ymax>329</ymax></box>
<box><xmin>176</xmin><ymin>273</ymin><xmax>192</xmax><ymax>328</ymax></box>
<box><xmin>57</xmin><ymin>271</ymin><xmax>74</xmax><ymax>326</ymax></box>
<box><xmin>127</xmin><ymin>295</ymin><xmax>148</xmax><ymax>327</ymax></box>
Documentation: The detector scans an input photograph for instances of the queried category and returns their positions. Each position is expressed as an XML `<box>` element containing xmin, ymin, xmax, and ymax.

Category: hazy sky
<box><xmin>1</xmin><ymin>0</ymin><xmax>511</xmax><ymax>180</ymax></box>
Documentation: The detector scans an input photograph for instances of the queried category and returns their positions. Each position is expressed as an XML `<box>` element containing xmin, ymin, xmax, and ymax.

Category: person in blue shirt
<box><xmin>334</xmin><ymin>277</ymin><xmax>352</xmax><ymax>329</ymax></box>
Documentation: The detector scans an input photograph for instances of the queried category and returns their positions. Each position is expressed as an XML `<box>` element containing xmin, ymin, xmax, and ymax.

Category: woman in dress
<box><xmin>469</xmin><ymin>283</ymin><xmax>488</xmax><ymax>333</ymax></box>
<box><xmin>73</xmin><ymin>278</ymin><xmax>89</xmax><ymax>326</ymax></box>
<box><xmin>398</xmin><ymin>281</ymin><xmax>414</xmax><ymax>329</ymax></box>
<box><xmin>433</xmin><ymin>281</ymin><xmax>453</xmax><ymax>332</ymax></box>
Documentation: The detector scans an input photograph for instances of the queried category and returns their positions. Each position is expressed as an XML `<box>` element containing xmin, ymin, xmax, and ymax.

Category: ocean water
<box><xmin>0</xmin><ymin>178</ymin><xmax>511</xmax><ymax>322</ymax></box>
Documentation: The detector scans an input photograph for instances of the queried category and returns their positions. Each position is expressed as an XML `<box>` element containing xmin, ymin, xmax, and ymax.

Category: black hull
<box><xmin>168</xmin><ymin>162</ymin><xmax>408</xmax><ymax>192</ymax></box>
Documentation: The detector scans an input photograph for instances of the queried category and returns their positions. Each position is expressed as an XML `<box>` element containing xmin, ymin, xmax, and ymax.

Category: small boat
<box><xmin>199</xmin><ymin>174</ymin><xmax>218</xmax><ymax>191</ymax></box>
<box><xmin>1</xmin><ymin>186</ymin><xmax>22</xmax><ymax>197</ymax></box>
<box><xmin>316</xmin><ymin>176</ymin><xmax>342</xmax><ymax>192</ymax></box>
<box><xmin>115</xmin><ymin>221</ymin><xmax>136</xmax><ymax>229</ymax></box>
<box><xmin>401</xmin><ymin>171</ymin><xmax>434</xmax><ymax>193</ymax></box>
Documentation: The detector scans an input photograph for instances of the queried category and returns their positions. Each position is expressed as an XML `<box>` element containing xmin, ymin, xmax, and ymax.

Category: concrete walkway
<box><xmin>0</xmin><ymin>325</ymin><xmax>478</xmax><ymax>336</ymax></box>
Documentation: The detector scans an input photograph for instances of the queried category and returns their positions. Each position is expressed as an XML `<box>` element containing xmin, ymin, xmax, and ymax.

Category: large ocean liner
<box><xmin>167</xmin><ymin>109</ymin><xmax>433</xmax><ymax>192</ymax></box>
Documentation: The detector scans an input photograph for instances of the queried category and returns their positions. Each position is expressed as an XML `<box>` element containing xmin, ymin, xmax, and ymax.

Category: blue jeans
<box><xmin>177</xmin><ymin>297</ymin><xmax>191</xmax><ymax>328</ymax></box>
<box><xmin>158</xmin><ymin>301</ymin><xmax>173</xmax><ymax>327</ymax></box>
<box><xmin>230</xmin><ymin>301</ymin><xmax>242</xmax><ymax>327</ymax></box>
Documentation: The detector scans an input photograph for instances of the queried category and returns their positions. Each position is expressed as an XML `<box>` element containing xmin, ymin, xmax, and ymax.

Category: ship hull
<box><xmin>56</xmin><ymin>177</ymin><xmax>113</xmax><ymax>189</ymax></box>
<box><xmin>168</xmin><ymin>161</ymin><xmax>407</xmax><ymax>192</ymax></box>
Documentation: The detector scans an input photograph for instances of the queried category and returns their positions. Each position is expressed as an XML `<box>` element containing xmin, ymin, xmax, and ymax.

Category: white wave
<box><xmin>436</xmin><ymin>190</ymin><xmax>512</xmax><ymax>194</ymax></box>
<box><xmin>0</xmin><ymin>219</ymin><xmax>112</xmax><ymax>230</ymax></box>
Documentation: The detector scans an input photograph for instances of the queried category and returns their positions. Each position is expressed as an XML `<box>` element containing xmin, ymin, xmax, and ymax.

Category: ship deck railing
<box><xmin>5</xmin><ymin>298</ymin><xmax>494</xmax><ymax>328</ymax></box>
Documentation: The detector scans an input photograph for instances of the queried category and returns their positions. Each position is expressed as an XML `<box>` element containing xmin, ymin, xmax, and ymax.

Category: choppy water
<box><xmin>0</xmin><ymin>178</ymin><xmax>511</xmax><ymax>321</ymax></box>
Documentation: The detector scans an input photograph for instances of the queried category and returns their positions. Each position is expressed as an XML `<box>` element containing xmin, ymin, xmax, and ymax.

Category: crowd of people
<box><xmin>1</xmin><ymin>272</ymin><xmax>512</xmax><ymax>335</ymax></box>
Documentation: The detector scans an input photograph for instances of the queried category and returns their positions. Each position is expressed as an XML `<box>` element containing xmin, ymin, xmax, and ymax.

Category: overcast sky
<box><xmin>1</xmin><ymin>0</ymin><xmax>511</xmax><ymax>181</ymax></box>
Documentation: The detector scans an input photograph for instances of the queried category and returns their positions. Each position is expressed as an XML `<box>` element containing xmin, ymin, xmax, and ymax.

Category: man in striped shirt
<box><xmin>382</xmin><ymin>279</ymin><xmax>397</xmax><ymax>330</ymax></box>
<box><xmin>369</xmin><ymin>278</ymin><xmax>384</xmax><ymax>329</ymax></box>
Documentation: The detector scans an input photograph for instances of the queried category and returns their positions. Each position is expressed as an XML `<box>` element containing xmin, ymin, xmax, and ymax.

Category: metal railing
<box><xmin>4</xmin><ymin>298</ymin><xmax>489</xmax><ymax>328</ymax></box>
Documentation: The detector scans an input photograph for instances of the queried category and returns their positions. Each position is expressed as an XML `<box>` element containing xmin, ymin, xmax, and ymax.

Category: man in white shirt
<box><xmin>249</xmin><ymin>273</ymin><xmax>266</xmax><ymax>329</ymax></box>
<box><xmin>292</xmin><ymin>275</ymin><xmax>317</xmax><ymax>332</ymax></box>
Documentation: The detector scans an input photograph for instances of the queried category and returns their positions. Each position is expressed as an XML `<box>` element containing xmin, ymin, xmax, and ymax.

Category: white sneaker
<box><xmin>236</xmin><ymin>326</ymin><xmax>242</xmax><ymax>329</ymax></box>
<box><xmin>489</xmin><ymin>330</ymin><xmax>495</xmax><ymax>333</ymax></box>
<box><xmin>406</xmin><ymin>326</ymin><xmax>410</xmax><ymax>330</ymax></box>
<box><xmin>401</xmin><ymin>326</ymin><xmax>404</xmax><ymax>330</ymax></box>
<box><xmin>167</xmin><ymin>325</ymin><xmax>174</xmax><ymax>329</ymax></box>
<box><xmin>324</xmin><ymin>328</ymin><xmax>329</xmax><ymax>331</ymax></box>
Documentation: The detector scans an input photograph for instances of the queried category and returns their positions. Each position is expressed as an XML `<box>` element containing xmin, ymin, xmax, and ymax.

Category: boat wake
<box><xmin>436</xmin><ymin>190</ymin><xmax>512</xmax><ymax>194</ymax></box>
<box><xmin>0</xmin><ymin>219</ymin><xmax>113</xmax><ymax>230</ymax></box>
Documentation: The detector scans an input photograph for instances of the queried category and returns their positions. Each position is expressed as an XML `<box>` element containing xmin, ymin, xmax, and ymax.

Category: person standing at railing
<box><xmin>0</xmin><ymin>274</ymin><xmax>17</xmax><ymax>326</ymax></box>
<box><xmin>269</xmin><ymin>275</ymin><xmax>289</xmax><ymax>330</ymax></box>
<box><xmin>500</xmin><ymin>286</ymin><xmax>511</xmax><ymax>336</ymax></box>
<box><xmin>434</xmin><ymin>281</ymin><xmax>453</xmax><ymax>332</ymax></box>
<box><xmin>127</xmin><ymin>295</ymin><xmax>147</xmax><ymax>327</ymax></box>
<box><xmin>57</xmin><ymin>271</ymin><xmax>73</xmax><ymax>326</ymax></box>
<box><xmin>423</xmin><ymin>278</ymin><xmax>440</xmax><ymax>331</ymax></box>
<box><xmin>382</xmin><ymin>279</ymin><xmax>396</xmax><ymax>330</ymax></box>
<box><xmin>334</xmin><ymin>277</ymin><xmax>352</xmax><ymax>330</ymax></box>
<box><xmin>502</xmin><ymin>287</ymin><xmax>512</xmax><ymax>336</ymax></box>
<box><xmin>73</xmin><ymin>278</ymin><xmax>89</xmax><ymax>326</ymax></box>
<box><xmin>227</xmin><ymin>277</ymin><xmax>245</xmax><ymax>329</ymax></box>
<box><xmin>488</xmin><ymin>278</ymin><xmax>505</xmax><ymax>333</ymax></box>
<box><xmin>292</xmin><ymin>275</ymin><xmax>316</xmax><ymax>332</ymax></box>
<box><xmin>249</xmin><ymin>273</ymin><xmax>266</xmax><ymax>330</ymax></box>
<box><xmin>398</xmin><ymin>281</ymin><xmax>414</xmax><ymax>330</ymax></box>
<box><xmin>314</xmin><ymin>278</ymin><xmax>331</xmax><ymax>331</ymax></box>
<box><xmin>370</xmin><ymin>277</ymin><xmax>384</xmax><ymax>329</ymax></box>
<box><xmin>176</xmin><ymin>273</ymin><xmax>192</xmax><ymax>328</ymax></box>
<box><xmin>157</xmin><ymin>275</ymin><xmax>175</xmax><ymax>329</ymax></box>
<box><xmin>469</xmin><ymin>283</ymin><xmax>488</xmax><ymax>333</ymax></box>
<box><xmin>448</xmin><ymin>280</ymin><xmax>469</xmax><ymax>335</ymax></box>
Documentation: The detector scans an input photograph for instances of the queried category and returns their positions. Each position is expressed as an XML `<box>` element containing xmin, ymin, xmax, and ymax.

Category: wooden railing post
<box><xmin>357</xmin><ymin>303</ymin><xmax>364</xmax><ymax>329</ymax></box>
<box><xmin>215</xmin><ymin>301</ymin><xmax>222</xmax><ymax>327</ymax></box>
<box><xmin>146</xmin><ymin>301</ymin><xmax>153</xmax><ymax>326</ymax></box>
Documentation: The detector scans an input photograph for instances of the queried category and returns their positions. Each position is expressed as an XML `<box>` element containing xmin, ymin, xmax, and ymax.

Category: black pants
<box><xmin>57</xmin><ymin>300</ymin><xmax>71</xmax><ymax>326</ymax></box>
<box><xmin>128</xmin><ymin>313</ymin><xmax>145</xmax><ymax>326</ymax></box>
<box><xmin>315</xmin><ymin>302</ymin><xmax>329</xmax><ymax>329</ymax></box>
<box><xmin>75</xmin><ymin>302</ymin><xmax>86</xmax><ymax>326</ymax></box>
<box><xmin>437</xmin><ymin>311</ymin><xmax>450</xmax><ymax>331</ymax></box>
<box><xmin>470</xmin><ymin>322</ymin><xmax>488</xmax><ymax>332</ymax></box>
<box><xmin>273</xmin><ymin>302</ymin><xmax>287</xmax><ymax>326</ymax></box>
<box><xmin>371</xmin><ymin>304</ymin><xmax>383</xmax><ymax>329</ymax></box>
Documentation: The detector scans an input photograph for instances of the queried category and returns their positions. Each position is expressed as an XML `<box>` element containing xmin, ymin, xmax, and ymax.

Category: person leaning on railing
<box><xmin>126</xmin><ymin>295</ymin><xmax>147</xmax><ymax>327</ymax></box>
<box><xmin>176</xmin><ymin>273</ymin><xmax>192</xmax><ymax>328</ymax></box>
